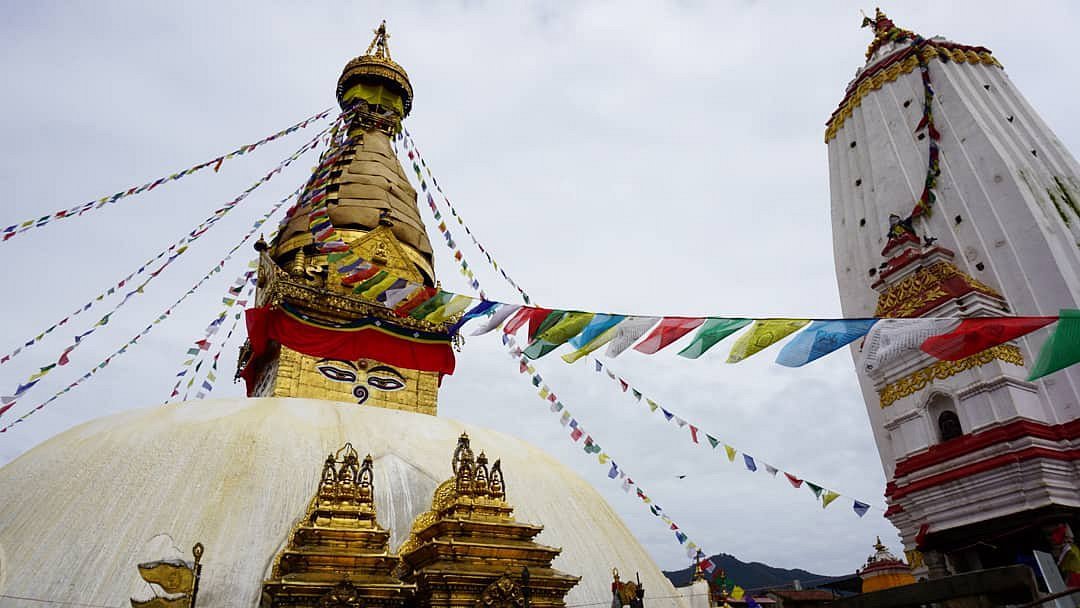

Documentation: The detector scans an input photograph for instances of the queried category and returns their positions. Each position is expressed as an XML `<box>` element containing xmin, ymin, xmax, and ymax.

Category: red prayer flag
<box><xmin>633</xmin><ymin>317</ymin><xmax>706</xmax><ymax>355</ymax></box>
<box><xmin>0</xmin><ymin>402</ymin><xmax>14</xmax><ymax>417</ymax></box>
<box><xmin>920</xmin><ymin>317</ymin><xmax>1056</xmax><ymax>361</ymax></box>
<box><xmin>394</xmin><ymin>287</ymin><xmax>438</xmax><ymax>317</ymax></box>
<box><xmin>689</xmin><ymin>425</ymin><xmax>700</xmax><ymax>443</ymax></box>
<box><xmin>213</xmin><ymin>157</ymin><xmax>224</xmax><ymax>172</ymax></box>
<box><xmin>619</xmin><ymin>378</ymin><xmax>629</xmax><ymax>392</ymax></box>
<box><xmin>785</xmin><ymin>473</ymin><xmax>803</xmax><ymax>488</ymax></box>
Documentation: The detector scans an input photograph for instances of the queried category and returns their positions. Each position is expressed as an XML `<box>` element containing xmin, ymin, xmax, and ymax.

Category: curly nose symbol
<box><xmin>353</xmin><ymin>385</ymin><xmax>369</xmax><ymax>404</ymax></box>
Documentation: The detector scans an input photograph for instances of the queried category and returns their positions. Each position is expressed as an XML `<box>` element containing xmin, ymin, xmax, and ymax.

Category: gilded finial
<box><xmin>365</xmin><ymin>20</ymin><xmax>392</xmax><ymax>59</ymax></box>
<box><xmin>254</xmin><ymin>233</ymin><xmax>269</xmax><ymax>252</ymax></box>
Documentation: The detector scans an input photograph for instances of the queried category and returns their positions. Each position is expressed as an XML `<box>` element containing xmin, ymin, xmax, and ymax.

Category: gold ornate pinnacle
<box><xmin>365</xmin><ymin>20</ymin><xmax>392</xmax><ymax>60</ymax></box>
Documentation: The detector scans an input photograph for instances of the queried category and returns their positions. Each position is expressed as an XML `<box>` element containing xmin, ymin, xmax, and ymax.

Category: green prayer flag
<box><xmin>408</xmin><ymin>290</ymin><xmax>452</xmax><ymax>320</ymax></box>
<box><xmin>353</xmin><ymin>270</ymin><xmax>389</xmax><ymax>294</ymax></box>
<box><xmin>532</xmin><ymin>311</ymin><xmax>567</xmax><ymax>339</ymax></box>
<box><xmin>706</xmin><ymin>434</ymin><xmax>720</xmax><ymax>449</ymax></box>
<box><xmin>806</xmin><ymin>482</ymin><xmax>824</xmax><ymax>498</ymax></box>
<box><xmin>678</xmin><ymin>318</ymin><xmax>752</xmax><ymax>359</ymax></box>
<box><xmin>525</xmin><ymin>312</ymin><xmax>595</xmax><ymax>359</ymax></box>
<box><xmin>1029</xmin><ymin>310</ymin><xmax>1080</xmax><ymax>381</ymax></box>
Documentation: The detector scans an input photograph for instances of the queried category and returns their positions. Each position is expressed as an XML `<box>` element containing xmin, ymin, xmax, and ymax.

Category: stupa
<box><xmin>829</xmin><ymin>10</ymin><xmax>1080</xmax><ymax>578</ymax></box>
<box><xmin>0</xmin><ymin>23</ymin><xmax>687</xmax><ymax>608</ymax></box>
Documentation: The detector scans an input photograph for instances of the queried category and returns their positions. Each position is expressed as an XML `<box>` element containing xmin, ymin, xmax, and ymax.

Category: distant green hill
<box><xmin>663</xmin><ymin>553</ymin><xmax>846</xmax><ymax>591</ymax></box>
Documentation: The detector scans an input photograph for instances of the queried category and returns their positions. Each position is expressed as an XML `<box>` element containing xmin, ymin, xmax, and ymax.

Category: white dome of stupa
<box><xmin>0</xmin><ymin>397</ymin><xmax>688</xmax><ymax>608</ymax></box>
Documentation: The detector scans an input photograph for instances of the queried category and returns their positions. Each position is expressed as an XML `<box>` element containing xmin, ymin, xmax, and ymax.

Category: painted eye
<box><xmin>367</xmin><ymin>376</ymin><xmax>405</xmax><ymax>391</ymax></box>
<box><xmin>317</xmin><ymin>365</ymin><xmax>356</xmax><ymax>383</ymax></box>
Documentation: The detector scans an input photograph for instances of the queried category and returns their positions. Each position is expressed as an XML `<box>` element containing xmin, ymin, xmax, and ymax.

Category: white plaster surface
<box><xmin>0</xmin><ymin>397</ymin><xmax>687</xmax><ymax>608</ymax></box>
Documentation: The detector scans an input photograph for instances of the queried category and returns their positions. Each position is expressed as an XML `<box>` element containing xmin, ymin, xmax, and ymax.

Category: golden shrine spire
<box><xmin>241</xmin><ymin>21</ymin><xmax>446</xmax><ymax>414</ymax></box>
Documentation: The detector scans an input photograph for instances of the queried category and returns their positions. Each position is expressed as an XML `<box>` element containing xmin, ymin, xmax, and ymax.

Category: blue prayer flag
<box><xmin>743</xmin><ymin>454</ymin><xmax>758</xmax><ymax>472</ymax></box>
<box><xmin>853</xmin><ymin>500</ymin><xmax>871</xmax><ymax>517</ymax></box>
<box><xmin>775</xmin><ymin>319</ymin><xmax>878</xmax><ymax>367</ymax></box>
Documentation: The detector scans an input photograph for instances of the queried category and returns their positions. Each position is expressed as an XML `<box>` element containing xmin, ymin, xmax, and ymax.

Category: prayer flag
<box><xmin>675</xmin><ymin>531</ymin><xmax>688</xmax><ymax>544</ymax></box>
<box><xmin>646</xmin><ymin>398</ymin><xmax>659</xmax><ymax>412</ymax></box>
<box><xmin>678</xmin><ymin>318</ymin><xmax>752</xmax><ymax>359</ymax></box>
<box><xmin>727</xmin><ymin>319</ymin><xmax>810</xmax><ymax>363</ymax></box>
<box><xmin>605</xmin><ymin>317</ymin><xmax>660</xmax><ymax>358</ymax></box>
<box><xmin>806</xmin><ymin>482</ymin><xmax>824</xmax><ymax>498</ymax></box>
<box><xmin>706</xmin><ymin>434</ymin><xmax>719</xmax><ymax>449</ymax></box>
<box><xmin>785</xmin><ymin>473</ymin><xmax>803</xmax><ymax>488</ymax></box>
<box><xmin>570</xmin><ymin>425</ymin><xmax>583</xmax><ymax>442</ymax></box>
<box><xmin>1029</xmin><ymin>311</ymin><xmax>1080</xmax><ymax>380</ymax></box>
<box><xmin>379</xmin><ymin>279</ymin><xmax>418</xmax><ymax>308</ymax></box>
<box><xmin>395</xmin><ymin>287</ymin><xmax>438</xmax><ymax>317</ymax></box>
<box><xmin>731</xmin><ymin>587</ymin><xmax>745</xmax><ymax>601</ymax></box>
<box><xmin>724</xmin><ymin>445</ymin><xmax>737</xmax><ymax>462</ymax></box>
<box><xmin>822</xmin><ymin>490</ymin><xmax>841</xmax><ymax>508</ymax></box>
<box><xmin>448</xmin><ymin>300</ymin><xmax>498</xmax><ymax>335</ymax></box>
<box><xmin>570</xmin><ymin>314</ymin><xmax>626</xmax><ymax>349</ymax></box>
<box><xmin>853</xmin><ymin>500</ymin><xmax>871</xmax><ymax>517</ymax></box>
<box><xmin>409</xmin><ymin>290</ymin><xmax>453</xmax><ymax>320</ymax></box>
<box><xmin>862</xmin><ymin>318</ymin><xmax>958</xmax><ymax>373</ymax></box>
<box><xmin>426</xmin><ymin>294</ymin><xmax>473</xmax><ymax>323</ymax></box>
<box><xmin>523</xmin><ymin>312</ymin><xmax>595</xmax><ymax>359</ymax></box>
<box><xmin>560</xmin><ymin>411</ymin><xmax>571</xmax><ymax>426</ymax></box>
<box><xmin>776</xmin><ymin>319</ymin><xmax>878</xmax><ymax>367</ymax></box>
<box><xmin>608</xmin><ymin>462</ymin><xmax>619</xmax><ymax>478</ymax></box>
<box><xmin>689</xmin><ymin>425</ymin><xmax>700</xmax><ymax>443</ymax></box>
<box><xmin>562</xmin><ymin>325</ymin><xmax>620</xmax><ymax>363</ymax></box>
<box><xmin>764</xmin><ymin>464</ymin><xmax>778</xmax><ymax>476</ymax></box>
<box><xmin>634</xmin><ymin>317</ymin><xmax>706</xmax><ymax>354</ymax></box>
<box><xmin>503</xmin><ymin>307</ymin><xmax>551</xmax><ymax>337</ymax></box>
<box><xmin>743</xmin><ymin>454</ymin><xmax>757</xmax><ymax>471</ymax></box>
<box><xmin>922</xmin><ymin>316</ymin><xmax>1055</xmax><ymax>361</ymax></box>
<box><xmin>357</xmin><ymin>271</ymin><xmax>400</xmax><ymax>301</ymax></box>
<box><xmin>470</xmin><ymin>304</ymin><xmax>521</xmax><ymax>336</ymax></box>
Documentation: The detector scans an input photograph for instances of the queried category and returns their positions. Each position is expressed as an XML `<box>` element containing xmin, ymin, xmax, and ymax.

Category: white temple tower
<box><xmin>828</xmin><ymin>10</ymin><xmax>1080</xmax><ymax>577</ymax></box>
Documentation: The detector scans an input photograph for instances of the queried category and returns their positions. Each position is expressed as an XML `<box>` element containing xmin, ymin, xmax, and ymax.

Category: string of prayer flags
<box><xmin>775</xmin><ymin>319</ymin><xmax>878</xmax><ymax>367</ymax></box>
<box><xmin>400</xmin><ymin>129</ymin><xmax>531</xmax><ymax>304</ymax></box>
<box><xmin>0</xmin><ymin>123</ymin><xmax>330</xmax><ymax>413</ymax></box>
<box><xmin>166</xmin><ymin>265</ymin><xmax>257</xmax><ymax>403</ymax></box>
<box><xmin>523</xmin><ymin>312</ymin><xmax>596</xmax><ymax>359</ymax></box>
<box><xmin>502</xmin><ymin>333</ymin><xmax>712</xmax><ymax>557</ymax></box>
<box><xmin>0</xmin><ymin>187</ymin><xmax>298</xmax><ymax>432</ymax></box>
<box><xmin>911</xmin><ymin>35</ymin><xmax>941</xmax><ymax>219</ymax></box>
<box><xmin>1</xmin><ymin>108</ymin><xmax>333</xmax><ymax>243</ymax></box>
<box><xmin>590</xmin><ymin>355</ymin><xmax>883</xmax><ymax>516</ymax></box>
<box><xmin>726</xmin><ymin>319</ymin><xmax>809</xmax><ymax>363</ymax></box>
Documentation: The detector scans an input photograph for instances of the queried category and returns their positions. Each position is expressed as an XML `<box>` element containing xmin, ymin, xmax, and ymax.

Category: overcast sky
<box><xmin>2</xmin><ymin>1</ymin><xmax>1079</xmax><ymax>578</ymax></box>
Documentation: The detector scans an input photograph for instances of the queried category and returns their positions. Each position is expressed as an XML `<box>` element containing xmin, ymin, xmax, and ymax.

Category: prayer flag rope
<box><xmin>1</xmin><ymin>108</ymin><xmax>334</xmax><ymax>243</ymax></box>
<box><xmin>0</xmin><ymin>179</ymin><xmax>300</xmax><ymax>432</ymax></box>
<box><xmin>0</xmin><ymin>117</ymin><xmax>338</xmax><ymax>416</ymax></box>
<box><xmin>501</xmin><ymin>330</ymin><xmax>720</xmax><ymax>563</ymax></box>
<box><xmin>0</xmin><ymin>125</ymin><xmax>326</xmax><ymax>370</ymax></box>
<box><xmin>399</xmin><ymin>128</ymin><xmax>530</xmax><ymax>304</ymax></box>
<box><xmin>165</xmin><ymin>263</ymin><xmax>258</xmax><ymax>403</ymax></box>
<box><xmin>590</xmin><ymin>357</ymin><xmax>878</xmax><ymax>517</ymax></box>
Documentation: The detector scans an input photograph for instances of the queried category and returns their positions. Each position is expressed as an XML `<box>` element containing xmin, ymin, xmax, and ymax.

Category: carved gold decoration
<box><xmin>262</xmin><ymin>444</ymin><xmax>414</xmax><ymax>608</ymax></box>
<box><xmin>130</xmin><ymin>543</ymin><xmax>204</xmax><ymax>608</ymax></box>
<box><xmin>399</xmin><ymin>433</ymin><xmax>580</xmax><ymax>608</ymax></box>
<box><xmin>477</xmin><ymin>575</ymin><xmax>526</xmax><ymax>608</ymax></box>
<box><xmin>904</xmin><ymin>549</ymin><xmax>925</xmax><ymax>570</ymax></box>
<box><xmin>825</xmin><ymin>46</ymin><xmax>1000</xmax><ymax>142</ymax></box>
<box><xmin>877</xmin><ymin>345</ymin><xmax>1024</xmax><ymax>407</ymax></box>
<box><xmin>873</xmin><ymin>260</ymin><xmax>1003</xmax><ymax>318</ymax></box>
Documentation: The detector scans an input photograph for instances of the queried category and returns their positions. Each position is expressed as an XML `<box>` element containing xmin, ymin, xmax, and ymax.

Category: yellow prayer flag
<box><xmin>646</xmin><ymin>399</ymin><xmax>659</xmax><ymax>412</ymax></box>
<box><xmin>538</xmin><ymin>312</ymin><xmax>596</xmax><ymax>345</ymax></box>
<box><xmin>726</xmin><ymin>319</ymin><xmax>810</xmax><ymax>363</ymax></box>
<box><xmin>561</xmin><ymin>326</ymin><xmax>618</xmax><ymax>363</ymax></box>
<box><xmin>526</xmin><ymin>365</ymin><xmax>536</xmax><ymax>374</ymax></box>
<box><xmin>724</xmin><ymin>445</ymin><xmax>737</xmax><ymax>462</ymax></box>
<box><xmin>358</xmin><ymin>272</ymin><xmax>399</xmax><ymax>300</ymax></box>
<box><xmin>731</xmin><ymin>586</ymin><xmax>745</xmax><ymax>600</ymax></box>
<box><xmin>822</xmin><ymin>490</ymin><xmax>841</xmax><ymax>508</ymax></box>
<box><xmin>426</xmin><ymin>295</ymin><xmax>473</xmax><ymax>323</ymax></box>
<box><xmin>598</xmin><ymin>452</ymin><xmax>611</xmax><ymax>464</ymax></box>
<box><xmin>538</xmin><ymin>387</ymin><xmax>550</xmax><ymax>399</ymax></box>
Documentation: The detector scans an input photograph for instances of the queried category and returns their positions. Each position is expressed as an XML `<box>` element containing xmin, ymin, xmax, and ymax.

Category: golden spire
<box><xmin>337</xmin><ymin>19</ymin><xmax>414</xmax><ymax>117</ymax></box>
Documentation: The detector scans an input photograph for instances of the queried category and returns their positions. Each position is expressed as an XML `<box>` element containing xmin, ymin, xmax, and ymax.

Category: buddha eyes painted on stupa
<box><xmin>316</xmin><ymin>358</ymin><xmax>406</xmax><ymax>404</ymax></box>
